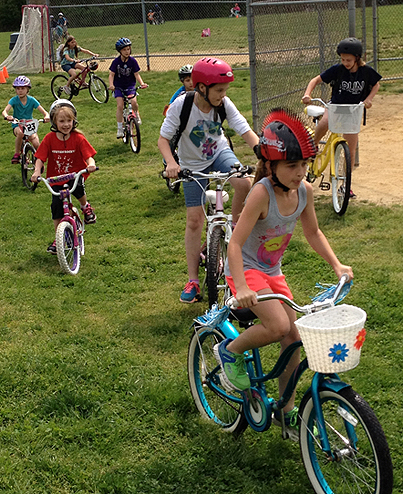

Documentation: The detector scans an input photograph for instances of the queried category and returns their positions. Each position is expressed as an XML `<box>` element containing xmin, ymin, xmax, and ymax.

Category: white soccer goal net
<box><xmin>0</xmin><ymin>5</ymin><xmax>51</xmax><ymax>74</ymax></box>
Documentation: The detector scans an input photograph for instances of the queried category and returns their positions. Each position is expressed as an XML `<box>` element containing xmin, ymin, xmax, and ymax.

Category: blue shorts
<box><xmin>61</xmin><ymin>62</ymin><xmax>76</xmax><ymax>73</ymax></box>
<box><xmin>183</xmin><ymin>148</ymin><xmax>242</xmax><ymax>208</ymax></box>
<box><xmin>114</xmin><ymin>86</ymin><xmax>137</xmax><ymax>99</ymax></box>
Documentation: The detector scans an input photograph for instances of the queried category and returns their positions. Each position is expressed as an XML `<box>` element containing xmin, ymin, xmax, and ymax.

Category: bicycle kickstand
<box><xmin>318</xmin><ymin>174</ymin><xmax>330</xmax><ymax>191</ymax></box>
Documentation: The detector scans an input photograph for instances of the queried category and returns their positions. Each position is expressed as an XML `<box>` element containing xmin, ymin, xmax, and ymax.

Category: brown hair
<box><xmin>53</xmin><ymin>106</ymin><xmax>83</xmax><ymax>135</ymax></box>
<box><xmin>63</xmin><ymin>36</ymin><xmax>79</xmax><ymax>57</ymax></box>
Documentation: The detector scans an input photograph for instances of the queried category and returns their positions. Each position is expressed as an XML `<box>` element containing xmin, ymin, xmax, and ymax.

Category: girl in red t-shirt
<box><xmin>32</xmin><ymin>99</ymin><xmax>98</xmax><ymax>254</ymax></box>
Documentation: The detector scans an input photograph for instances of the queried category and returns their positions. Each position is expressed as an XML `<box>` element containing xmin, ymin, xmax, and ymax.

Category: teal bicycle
<box><xmin>188</xmin><ymin>275</ymin><xmax>393</xmax><ymax>494</ymax></box>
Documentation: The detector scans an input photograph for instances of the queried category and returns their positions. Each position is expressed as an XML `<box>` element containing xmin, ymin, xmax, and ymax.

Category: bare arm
<box><xmin>363</xmin><ymin>81</ymin><xmax>380</xmax><ymax>109</ymax></box>
<box><xmin>108</xmin><ymin>71</ymin><xmax>115</xmax><ymax>90</ymax></box>
<box><xmin>302</xmin><ymin>75</ymin><xmax>323</xmax><ymax>104</ymax></box>
<box><xmin>37</xmin><ymin>105</ymin><xmax>50</xmax><ymax>123</ymax></box>
<box><xmin>134</xmin><ymin>71</ymin><xmax>148</xmax><ymax>88</ymax></box>
<box><xmin>241</xmin><ymin>129</ymin><xmax>259</xmax><ymax>149</ymax></box>
<box><xmin>31</xmin><ymin>158</ymin><xmax>45</xmax><ymax>182</ymax></box>
<box><xmin>80</xmin><ymin>47</ymin><xmax>99</xmax><ymax>57</ymax></box>
<box><xmin>2</xmin><ymin>104</ymin><xmax>13</xmax><ymax>120</ymax></box>
<box><xmin>300</xmin><ymin>182</ymin><xmax>353</xmax><ymax>280</ymax></box>
<box><xmin>85</xmin><ymin>156</ymin><xmax>97</xmax><ymax>173</ymax></box>
<box><xmin>158</xmin><ymin>135</ymin><xmax>180</xmax><ymax>178</ymax></box>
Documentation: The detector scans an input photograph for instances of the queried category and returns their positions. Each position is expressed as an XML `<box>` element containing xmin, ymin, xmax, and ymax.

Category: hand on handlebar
<box><xmin>139</xmin><ymin>84</ymin><xmax>149</xmax><ymax>89</ymax></box>
<box><xmin>164</xmin><ymin>160</ymin><xmax>181</xmax><ymax>179</ymax></box>
<box><xmin>87</xmin><ymin>164</ymin><xmax>97</xmax><ymax>173</ymax></box>
<box><xmin>233</xmin><ymin>286</ymin><xmax>258</xmax><ymax>308</ymax></box>
<box><xmin>302</xmin><ymin>95</ymin><xmax>312</xmax><ymax>105</ymax></box>
<box><xmin>335</xmin><ymin>265</ymin><xmax>354</xmax><ymax>283</ymax></box>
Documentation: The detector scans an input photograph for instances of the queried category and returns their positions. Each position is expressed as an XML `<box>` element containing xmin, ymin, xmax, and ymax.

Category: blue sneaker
<box><xmin>180</xmin><ymin>281</ymin><xmax>200</xmax><ymax>304</ymax></box>
<box><xmin>273</xmin><ymin>406</ymin><xmax>299</xmax><ymax>429</ymax></box>
<box><xmin>213</xmin><ymin>338</ymin><xmax>250</xmax><ymax>391</ymax></box>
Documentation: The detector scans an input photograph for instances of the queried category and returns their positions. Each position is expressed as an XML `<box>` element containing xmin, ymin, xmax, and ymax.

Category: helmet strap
<box><xmin>270</xmin><ymin>163</ymin><xmax>290</xmax><ymax>192</ymax></box>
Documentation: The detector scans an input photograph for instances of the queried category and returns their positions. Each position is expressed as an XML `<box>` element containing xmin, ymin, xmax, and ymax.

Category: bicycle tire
<box><xmin>72</xmin><ymin>207</ymin><xmax>85</xmax><ymax>256</ymax></box>
<box><xmin>129</xmin><ymin>117</ymin><xmax>141</xmax><ymax>153</ymax></box>
<box><xmin>299</xmin><ymin>387</ymin><xmax>393</xmax><ymax>494</ymax></box>
<box><xmin>21</xmin><ymin>143</ymin><xmax>37</xmax><ymax>191</ymax></box>
<box><xmin>188</xmin><ymin>324</ymin><xmax>247</xmax><ymax>435</ymax></box>
<box><xmin>89</xmin><ymin>75</ymin><xmax>109</xmax><ymax>104</ymax></box>
<box><xmin>56</xmin><ymin>221</ymin><xmax>81</xmax><ymax>275</ymax></box>
<box><xmin>331</xmin><ymin>141</ymin><xmax>351</xmax><ymax>216</ymax></box>
<box><xmin>51</xmin><ymin>74</ymin><xmax>72</xmax><ymax>100</ymax></box>
<box><xmin>207</xmin><ymin>227</ymin><xmax>230</xmax><ymax>308</ymax></box>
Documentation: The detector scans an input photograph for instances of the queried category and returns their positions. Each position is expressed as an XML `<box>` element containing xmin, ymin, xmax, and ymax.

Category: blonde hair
<box><xmin>53</xmin><ymin>106</ymin><xmax>83</xmax><ymax>135</ymax></box>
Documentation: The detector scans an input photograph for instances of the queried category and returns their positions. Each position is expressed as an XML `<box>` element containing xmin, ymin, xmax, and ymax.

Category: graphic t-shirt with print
<box><xmin>35</xmin><ymin>131</ymin><xmax>96</xmax><ymax>182</ymax></box>
<box><xmin>224</xmin><ymin>178</ymin><xmax>307</xmax><ymax>277</ymax></box>
<box><xmin>320</xmin><ymin>64</ymin><xmax>382</xmax><ymax>104</ymax></box>
<box><xmin>160</xmin><ymin>94</ymin><xmax>251</xmax><ymax>171</ymax></box>
<box><xmin>109</xmin><ymin>56</ymin><xmax>141</xmax><ymax>89</ymax></box>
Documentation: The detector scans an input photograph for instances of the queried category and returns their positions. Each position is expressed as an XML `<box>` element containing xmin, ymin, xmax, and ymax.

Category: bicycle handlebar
<box><xmin>38</xmin><ymin>167</ymin><xmax>98</xmax><ymax>195</ymax></box>
<box><xmin>227</xmin><ymin>274</ymin><xmax>350</xmax><ymax>314</ymax></box>
<box><xmin>308</xmin><ymin>98</ymin><xmax>365</xmax><ymax>109</ymax></box>
<box><xmin>162</xmin><ymin>162</ymin><xmax>253</xmax><ymax>183</ymax></box>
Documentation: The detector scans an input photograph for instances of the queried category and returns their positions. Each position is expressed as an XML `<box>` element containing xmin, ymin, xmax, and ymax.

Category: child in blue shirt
<box><xmin>2</xmin><ymin>75</ymin><xmax>49</xmax><ymax>164</ymax></box>
<box><xmin>108</xmin><ymin>37</ymin><xmax>148</xmax><ymax>137</ymax></box>
<box><xmin>163</xmin><ymin>64</ymin><xmax>193</xmax><ymax>116</ymax></box>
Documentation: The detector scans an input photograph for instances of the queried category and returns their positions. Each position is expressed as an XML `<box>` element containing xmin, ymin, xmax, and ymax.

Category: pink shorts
<box><xmin>226</xmin><ymin>269</ymin><xmax>293</xmax><ymax>300</ymax></box>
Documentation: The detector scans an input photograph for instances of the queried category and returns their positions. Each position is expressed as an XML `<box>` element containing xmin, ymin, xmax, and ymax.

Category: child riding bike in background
<box><xmin>60</xmin><ymin>36</ymin><xmax>99</xmax><ymax>96</ymax></box>
<box><xmin>214</xmin><ymin>109</ymin><xmax>353</xmax><ymax>429</ymax></box>
<box><xmin>2</xmin><ymin>76</ymin><xmax>50</xmax><ymax>164</ymax></box>
<box><xmin>302</xmin><ymin>37</ymin><xmax>382</xmax><ymax>198</ymax></box>
<box><xmin>31</xmin><ymin>100</ymin><xmax>97</xmax><ymax>254</ymax></box>
<box><xmin>108</xmin><ymin>37</ymin><xmax>148</xmax><ymax>138</ymax></box>
<box><xmin>163</xmin><ymin>65</ymin><xmax>194</xmax><ymax>116</ymax></box>
<box><xmin>158</xmin><ymin>57</ymin><xmax>259</xmax><ymax>304</ymax></box>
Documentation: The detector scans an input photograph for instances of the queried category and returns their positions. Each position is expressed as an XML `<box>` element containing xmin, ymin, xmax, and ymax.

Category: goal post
<box><xmin>0</xmin><ymin>5</ymin><xmax>52</xmax><ymax>74</ymax></box>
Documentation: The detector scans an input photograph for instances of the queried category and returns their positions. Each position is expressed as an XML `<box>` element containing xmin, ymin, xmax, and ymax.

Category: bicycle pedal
<box><xmin>319</xmin><ymin>182</ymin><xmax>330</xmax><ymax>191</ymax></box>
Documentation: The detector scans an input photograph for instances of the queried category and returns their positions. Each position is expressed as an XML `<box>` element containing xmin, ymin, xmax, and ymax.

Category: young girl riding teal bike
<box><xmin>214</xmin><ymin>109</ymin><xmax>353</xmax><ymax>424</ymax></box>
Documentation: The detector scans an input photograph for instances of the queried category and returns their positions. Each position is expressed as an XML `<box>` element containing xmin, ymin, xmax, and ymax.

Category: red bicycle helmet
<box><xmin>192</xmin><ymin>57</ymin><xmax>234</xmax><ymax>87</ymax></box>
<box><xmin>258</xmin><ymin>109</ymin><xmax>316</xmax><ymax>162</ymax></box>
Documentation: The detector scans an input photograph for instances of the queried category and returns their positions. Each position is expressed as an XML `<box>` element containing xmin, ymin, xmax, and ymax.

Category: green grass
<box><xmin>0</xmin><ymin>70</ymin><xmax>402</xmax><ymax>492</ymax></box>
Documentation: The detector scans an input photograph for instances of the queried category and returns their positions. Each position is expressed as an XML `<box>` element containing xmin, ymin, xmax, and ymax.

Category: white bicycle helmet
<box><xmin>49</xmin><ymin>99</ymin><xmax>77</xmax><ymax>130</ymax></box>
<box><xmin>178</xmin><ymin>64</ymin><xmax>193</xmax><ymax>81</ymax></box>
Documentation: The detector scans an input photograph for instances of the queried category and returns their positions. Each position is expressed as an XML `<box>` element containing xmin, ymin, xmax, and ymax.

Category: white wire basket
<box><xmin>295</xmin><ymin>304</ymin><xmax>367</xmax><ymax>373</ymax></box>
<box><xmin>327</xmin><ymin>103</ymin><xmax>364</xmax><ymax>134</ymax></box>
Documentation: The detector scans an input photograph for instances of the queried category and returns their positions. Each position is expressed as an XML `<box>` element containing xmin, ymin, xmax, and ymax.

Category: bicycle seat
<box><xmin>305</xmin><ymin>105</ymin><xmax>325</xmax><ymax>118</ymax></box>
<box><xmin>229</xmin><ymin>307</ymin><xmax>256</xmax><ymax>327</ymax></box>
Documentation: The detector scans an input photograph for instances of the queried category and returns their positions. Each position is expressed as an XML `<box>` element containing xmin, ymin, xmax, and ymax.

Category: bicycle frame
<box><xmin>309</xmin><ymin>132</ymin><xmax>346</xmax><ymax>179</ymax></box>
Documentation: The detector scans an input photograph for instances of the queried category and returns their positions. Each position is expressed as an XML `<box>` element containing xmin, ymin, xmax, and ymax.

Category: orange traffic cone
<box><xmin>3</xmin><ymin>66</ymin><xmax>9</xmax><ymax>78</ymax></box>
<box><xmin>0</xmin><ymin>70</ymin><xmax>6</xmax><ymax>84</ymax></box>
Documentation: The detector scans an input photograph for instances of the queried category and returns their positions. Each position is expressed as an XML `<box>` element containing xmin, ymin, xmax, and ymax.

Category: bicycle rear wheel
<box><xmin>89</xmin><ymin>75</ymin><xmax>109</xmax><ymax>104</ymax></box>
<box><xmin>56</xmin><ymin>221</ymin><xmax>81</xmax><ymax>275</ymax></box>
<box><xmin>129</xmin><ymin>117</ymin><xmax>141</xmax><ymax>153</ymax></box>
<box><xmin>299</xmin><ymin>387</ymin><xmax>393</xmax><ymax>494</ymax></box>
<box><xmin>21</xmin><ymin>143</ymin><xmax>37</xmax><ymax>191</ymax></box>
<box><xmin>207</xmin><ymin>227</ymin><xmax>230</xmax><ymax>308</ymax></box>
<box><xmin>51</xmin><ymin>74</ymin><xmax>72</xmax><ymax>100</ymax></box>
<box><xmin>188</xmin><ymin>324</ymin><xmax>247</xmax><ymax>435</ymax></box>
<box><xmin>331</xmin><ymin>141</ymin><xmax>351</xmax><ymax>216</ymax></box>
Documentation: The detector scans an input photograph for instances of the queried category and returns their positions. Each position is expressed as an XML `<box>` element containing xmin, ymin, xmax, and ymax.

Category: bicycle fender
<box><xmin>309</xmin><ymin>374</ymin><xmax>352</xmax><ymax>395</ymax></box>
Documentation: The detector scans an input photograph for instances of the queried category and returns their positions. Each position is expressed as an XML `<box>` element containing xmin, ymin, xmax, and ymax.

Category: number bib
<box><xmin>19</xmin><ymin>119</ymin><xmax>39</xmax><ymax>136</ymax></box>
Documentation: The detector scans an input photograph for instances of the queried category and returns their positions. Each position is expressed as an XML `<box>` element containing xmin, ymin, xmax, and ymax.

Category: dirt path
<box><xmin>314</xmin><ymin>93</ymin><xmax>403</xmax><ymax>206</ymax></box>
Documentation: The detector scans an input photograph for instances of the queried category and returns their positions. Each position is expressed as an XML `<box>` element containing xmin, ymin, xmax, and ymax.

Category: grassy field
<box><xmin>0</xmin><ymin>69</ymin><xmax>402</xmax><ymax>493</ymax></box>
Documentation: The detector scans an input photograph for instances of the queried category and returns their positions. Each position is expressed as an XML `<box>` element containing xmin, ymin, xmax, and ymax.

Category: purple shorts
<box><xmin>114</xmin><ymin>86</ymin><xmax>136</xmax><ymax>98</ymax></box>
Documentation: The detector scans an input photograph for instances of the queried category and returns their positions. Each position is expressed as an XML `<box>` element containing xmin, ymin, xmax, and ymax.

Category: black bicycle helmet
<box><xmin>115</xmin><ymin>37</ymin><xmax>132</xmax><ymax>52</ymax></box>
<box><xmin>337</xmin><ymin>37</ymin><xmax>363</xmax><ymax>58</ymax></box>
<box><xmin>258</xmin><ymin>109</ymin><xmax>316</xmax><ymax>162</ymax></box>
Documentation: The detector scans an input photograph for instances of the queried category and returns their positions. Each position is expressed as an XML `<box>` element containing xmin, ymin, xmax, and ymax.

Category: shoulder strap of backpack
<box><xmin>170</xmin><ymin>91</ymin><xmax>195</xmax><ymax>150</ymax></box>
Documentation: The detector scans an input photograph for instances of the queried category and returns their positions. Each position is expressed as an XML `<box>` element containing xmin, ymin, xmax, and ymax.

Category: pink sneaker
<box><xmin>180</xmin><ymin>281</ymin><xmax>200</xmax><ymax>304</ymax></box>
<box><xmin>82</xmin><ymin>203</ymin><xmax>96</xmax><ymax>224</ymax></box>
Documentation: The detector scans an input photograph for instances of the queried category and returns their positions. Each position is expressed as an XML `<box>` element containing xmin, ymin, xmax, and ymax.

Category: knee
<box><xmin>264</xmin><ymin>317</ymin><xmax>292</xmax><ymax>342</ymax></box>
<box><xmin>186</xmin><ymin>213</ymin><xmax>204</xmax><ymax>233</ymax></box>
<box><xmin>234</xmin><ymin>178</ymin><xmax>251</xmax><ymax>197</ymax></box>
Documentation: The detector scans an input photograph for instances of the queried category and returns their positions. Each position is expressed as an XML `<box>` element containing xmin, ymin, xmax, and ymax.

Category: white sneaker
<box><xmin>116</xmin><ymin>128</ymin><xmax>124</xmax><ymax>139</ymax></box>
<box><xmin>63</xmin><ymin>85</ymin><xmax>71</xmax><ymax>95</ymax></box>
<box><xmin>136</xmin><ymin>114</ymin><xmax>142</xmax><ymax>125</ymax></box>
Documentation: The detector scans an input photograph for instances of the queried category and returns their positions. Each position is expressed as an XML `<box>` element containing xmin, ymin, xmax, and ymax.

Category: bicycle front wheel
<box><xmin>56</xmin><ymin>222</ymin><xmax>81</xmax><ymax>275</ymax></box>
<box><xmin>207</xmin><ymin>227</ymin><xmax>230</xmax><ymax>308</ymax></box>
<box><xmin>129</xmin><ymin>118</ymin><xmax>141</xmax><ymax>153</ymax></box>
<box><xmin>89</xmin><ymin>75</ymin><xmax>109</xmax><ymax>104</ymax></box>
<box><xmin>188</xmin><ymin>325</ymin><xmax>247</xmax><ymax>435</ymax></box>
<box><xmin>51</xmin><ymin>74</ymin><xmax>72</xmax><ymax>100</ymax></box>
<box><xmin>331</xmin><ymin>141</ymin><xmax>351</xmax><ymax>216</ymax></box>
<box><xmin>21</xmin><ymin>143</ymin><xmax>37</xmax><ymax>191</ymax></box>
<box><xmin>299</xmin><ymin>387</ymin><xmax>393</xmax><ymax>494</ymax></box>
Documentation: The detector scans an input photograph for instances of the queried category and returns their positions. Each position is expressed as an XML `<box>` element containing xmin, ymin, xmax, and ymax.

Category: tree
<box><xmin>0</xmin><ymin>0</ymin><xmax>25</xmax><ymax>32</ymax></box>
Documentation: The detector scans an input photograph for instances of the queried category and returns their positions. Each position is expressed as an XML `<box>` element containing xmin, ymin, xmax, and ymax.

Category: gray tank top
<box><xmin>225</xmin><ymin>177</ymin><xmax>307</xmax><ymax>277</ymax></box>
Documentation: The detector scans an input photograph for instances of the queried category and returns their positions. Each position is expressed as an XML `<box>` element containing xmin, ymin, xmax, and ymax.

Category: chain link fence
<box><xmin>48</xmin><ymin>0</ymin><xmax>249</xmax><ymax>72</ymax></box>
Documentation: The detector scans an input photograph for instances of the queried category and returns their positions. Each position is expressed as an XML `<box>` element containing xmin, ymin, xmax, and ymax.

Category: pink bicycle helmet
<box><xmin>192</xmin><ymin>58</ymin><xmax>234</xmax><ymax>87</ymax></box>
<box><xmin>13</xmin><ymin>75</ymin><xmax>31</xmax><ymax>88</ymax></box>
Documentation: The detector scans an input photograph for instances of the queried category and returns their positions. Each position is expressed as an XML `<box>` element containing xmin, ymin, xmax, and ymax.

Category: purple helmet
<box><xmin>13</xmin><ymin>75</ymin><xmax>31</xmax><ymax>88</ymax></box>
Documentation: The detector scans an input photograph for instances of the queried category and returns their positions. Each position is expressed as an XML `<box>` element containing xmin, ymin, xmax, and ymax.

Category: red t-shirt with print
<box><xmin>35</xmin><ymin>131</ymin><xmax>96</xmax><ymax>179</ymax></box>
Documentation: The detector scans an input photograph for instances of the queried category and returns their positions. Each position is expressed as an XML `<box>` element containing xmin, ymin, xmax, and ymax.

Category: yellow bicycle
<box><xmin>304</xmin><ymin>98</ymin><xmax>363</xmax><ymax>216</ymax></box>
